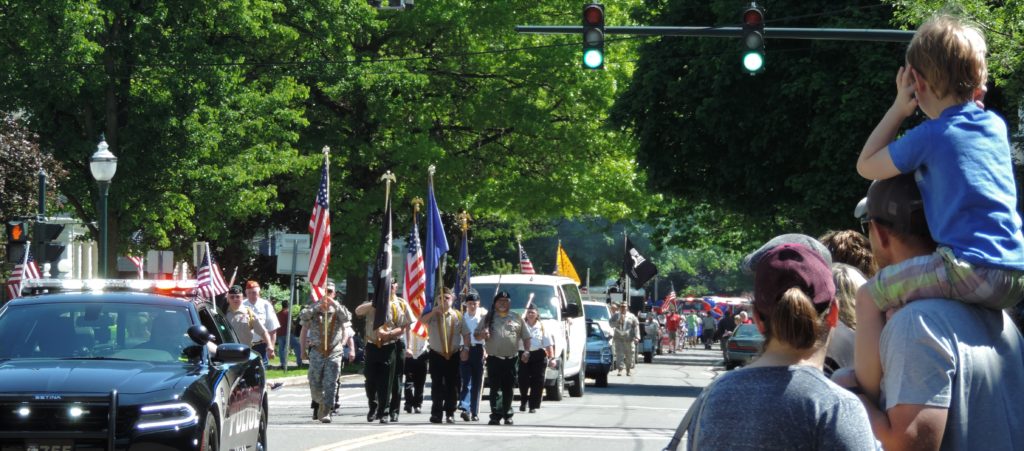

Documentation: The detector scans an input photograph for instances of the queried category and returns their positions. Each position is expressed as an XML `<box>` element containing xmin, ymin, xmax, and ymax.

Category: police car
<box><xmin>0</xmin><ymin>279</ymin><xmax>267</xmax><ymax>451</ymax></box>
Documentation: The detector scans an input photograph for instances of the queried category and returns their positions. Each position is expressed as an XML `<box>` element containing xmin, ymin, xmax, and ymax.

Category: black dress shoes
<box><xmin>446</xmin><ymin>415</ymin><xmax>455</xmax><ymax>424</ymax></box>
<box><xmin>390</xmin><ymin>412</ymin><xmax>399</xmax><ymax>422</ymax></box>
<box><xmin>460</xmin><ymin>410</ymin><xmax>470</xmax><ymax>422</ymax></box>
<box><xmin>367</xmin><ymin>412</ymin><xmax>376</xmax><ymax>423</ymax></box>
<box><xmin>504</xmin><ymin>418</ymin><xmax>514</xmax><ymax>425</ymax></box>
<box><xmin>414</xmin><ymin>406</ymin><xmax>421</xmax><ymax>414</ymax></box>
<box><xmin>488</xmin><ymin>418</ymin><xmax>501</xmax><ymax>425</ymax></box>
<box><xmin>429</xmin><ymin>416</ymin><xmax>443</xmax><ymax>424</ymax></box>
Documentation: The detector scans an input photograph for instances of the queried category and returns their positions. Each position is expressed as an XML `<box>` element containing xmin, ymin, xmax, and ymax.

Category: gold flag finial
<box><xmin>411</xmin><ymin>197</ymin><xmax>424</xmax><ymax>214</ymax></box>
<box><xmin>456</xmin><ymin>210</ymin><xmax>472</xmax><ymax>233</ymax></box>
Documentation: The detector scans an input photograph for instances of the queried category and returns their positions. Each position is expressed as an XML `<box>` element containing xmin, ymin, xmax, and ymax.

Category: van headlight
<box><xmin>136</xmin><ymin>403</ymin><xmax>198</xmax><ymax>430</ymax></box>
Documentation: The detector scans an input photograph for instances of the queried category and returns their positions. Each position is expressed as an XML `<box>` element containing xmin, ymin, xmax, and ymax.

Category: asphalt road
<box><xmin>267</xmin><ymin>346</ymin><xmax>724</xmax><ymax>451</ymax></box>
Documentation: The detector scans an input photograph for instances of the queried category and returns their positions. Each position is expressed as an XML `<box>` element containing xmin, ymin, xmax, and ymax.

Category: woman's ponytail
<box><xmin>768</xmin><ymin>287</ymin><xmax>829</xmax><ymax>350</ymax></box>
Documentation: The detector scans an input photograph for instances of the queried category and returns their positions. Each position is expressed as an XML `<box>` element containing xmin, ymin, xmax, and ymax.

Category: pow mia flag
<box><xmin>371</xmin><ymin>194</ymin><xmax>394</xmax><ymax>330</ymax></box>
<box><xmin>623</xmin><ymin>237</ymin><xmax>658</xmax><ymax>287</ymax></box>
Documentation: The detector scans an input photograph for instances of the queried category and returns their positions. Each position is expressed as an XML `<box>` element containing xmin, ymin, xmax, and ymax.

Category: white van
<box><xmin>471</xmin><ymin>274</ymin><xmax>587</xmax><ymax>400</ymax></box>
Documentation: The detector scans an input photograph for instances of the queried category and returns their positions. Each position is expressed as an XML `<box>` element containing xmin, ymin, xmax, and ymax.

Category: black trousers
<box><xmin>429</xmin><ymin>350</ymin><xmax>461</xmax><ymax>417</ymax></box>
<box><xmin>364</xmin><ymin>342</ymin><xmax>396</xmax><ymax>418</ymax></box>
<box><xmin>404</xmin><ymin>353</ymin><xmax>428</xmax><ymax>408</ymax></box>
<box><xmin>519</xmin><ymin>349</ymin><xmax>547</xmax><ymax>409</ymax></box>
<box><xmin>390</xmin><ymin>340</ymin><xmax>406</xmax><ymax>415</ymax></box>
<box><xmin>486</xmin><ymin>355</ymin><xmax>519</xmax><ymax>421</ymax></box>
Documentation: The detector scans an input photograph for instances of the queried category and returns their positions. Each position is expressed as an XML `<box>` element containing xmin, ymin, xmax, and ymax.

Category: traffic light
<box><xmin>741</xmin><ymin>3</ymin><xmax>765</xmax><ymax>74</ymax></box>
<box><xmin>36</xmin><ymin>222</ymin><xmax>66</xmax><ymax>277</ymax></box>
<box><xmin>5</xmin><ymin>220</ymin><xmax>28</xmax><ymax>264</ymax></box>
<box><xmin>582</xmin><ymin>3</ymin><xmax>605</xmax><ymax>69</ymax></box>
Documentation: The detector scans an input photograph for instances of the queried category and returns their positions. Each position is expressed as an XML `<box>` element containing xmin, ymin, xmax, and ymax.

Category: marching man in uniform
<box><xmin>475</xmin><ymin>291</ymin><xmax>531</xmax><ymax>425</ymax></box>
<box><xmin>355</xmin><ymin>281</ymin><xmax>412</xmax><ymax>424</ymax></box>
<box><xmin>609</xmin><ymin>302</ymin><xmax>639</xmax><ymax>376</ymax></box>
<box><xmin>225</xmin><ymin>285</ymin><xmax>275</xmax><ymax>363</ymax></box>
<box><xmin>419</xmin><ymin>288</ymin><xmax>465</xmax><ymax>424</ymax></box>
<box><xmin>299</xmin><ymin>283</ymin><xmax>352</xmax><ymax>423</ymax></box>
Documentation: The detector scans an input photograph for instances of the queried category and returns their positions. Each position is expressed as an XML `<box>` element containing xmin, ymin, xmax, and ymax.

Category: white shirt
<box><xmin>463</xmin><ymin>307</ymin><xmax>487</xmax><ymax>346</ymax></box>
<box><xmin>407</xmin><ymin>332</ymin><xmax>429</xmax><ymax>358</ymax></box>
<box><xmin>523</xmin><ymin>319</ymin><xmax>553</xmax><ymax>352</ymax></box>
<box><xmin>246</xmin><ymin>299</ymin><xmax>280</xmax><ymax>343</ymax></box>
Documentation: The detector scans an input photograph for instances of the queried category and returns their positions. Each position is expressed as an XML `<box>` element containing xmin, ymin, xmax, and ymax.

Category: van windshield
<box><xmin>473</xmin><ymin>284</ymin><xmax>558</xmax><ymax>320</ymax></box>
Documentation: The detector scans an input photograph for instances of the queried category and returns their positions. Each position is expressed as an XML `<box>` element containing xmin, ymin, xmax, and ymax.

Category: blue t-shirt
<box><xmin>889</xmin><ymin>102</ymin><xmax>1024</xmax><ymax>270</ymax></box>
<box><xmin>881</xmin><ymin>298</ymin><xmax>1024</xmax><ymax>450</ymax></box>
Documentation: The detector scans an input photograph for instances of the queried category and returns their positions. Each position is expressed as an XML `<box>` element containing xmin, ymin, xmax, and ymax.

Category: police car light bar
<box><xmin>20</xmin><ymin>278</ymin><xmax>199</xmax><ymax>294</ymax></box>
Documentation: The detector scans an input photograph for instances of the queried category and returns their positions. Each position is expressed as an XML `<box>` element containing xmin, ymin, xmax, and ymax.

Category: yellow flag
<box><xmin>556</xmin><ymin>243</ymin><xmax>581</xmax><ymax>284</ymax></box>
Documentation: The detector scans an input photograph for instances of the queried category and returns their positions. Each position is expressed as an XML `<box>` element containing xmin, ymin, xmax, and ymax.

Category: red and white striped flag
<box><xmin>5</xmin><ymin>244</ymin><xmax>40</xmax><ymax>300</ymax></box>
<box><xmin>128</xmin><ymin>255</ymin><xmax>144</xmax><ymax>279</ymax></box>
<box><xmin>196</xmin><ymin>246</ymin><xmax>228</xmax><ymax>298</ymax></box>
<box><xmin>519</xmin><ymin>243</ymin><xmax>536</xmax><ymax>274</ymax></box>
<box><xmin>404</xmin><ymin>223</ymin><xmax>428</xmax><ymax>337</ymax></box>
<box><xmin>308</xmin><ymin>150</ymin><xmax>331</xmax><ymax>300</ymax></box>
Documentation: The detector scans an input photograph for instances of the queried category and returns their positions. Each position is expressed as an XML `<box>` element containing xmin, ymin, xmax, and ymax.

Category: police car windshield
<box><xmin>0</xmin><ymin>302</ymin><xmax>195</xmax><ymax>363</ymax></box>
<box><xmin>473</xmin><ymin>284</ymin><xmax>557</xmax><ymax>320</ymax></box>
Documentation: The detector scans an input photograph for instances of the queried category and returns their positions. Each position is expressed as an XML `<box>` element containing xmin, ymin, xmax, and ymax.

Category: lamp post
<box><xmin>90</xmin><ymin>136</ymin><xmax>117</xmax><ymax>278</ymax></box>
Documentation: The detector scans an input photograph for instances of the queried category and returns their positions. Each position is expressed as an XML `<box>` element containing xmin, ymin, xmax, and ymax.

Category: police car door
<box><xmin>201</xmin><ymin>308</ymin><xmax>262</xmax><ymax>449</ymax></box>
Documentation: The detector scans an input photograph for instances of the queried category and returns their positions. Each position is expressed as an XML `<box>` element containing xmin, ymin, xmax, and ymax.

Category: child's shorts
<box><xmin>868</xmin><ymin>246</ymin><xmax>1024</xmax><ymax>311</ymax></box>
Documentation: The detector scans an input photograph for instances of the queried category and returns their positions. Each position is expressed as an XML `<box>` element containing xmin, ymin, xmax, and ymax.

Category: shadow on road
<box><xmin>592</xmin><ymin>382</ymin><xmax>704</xmax><ymax>398</ymax></box>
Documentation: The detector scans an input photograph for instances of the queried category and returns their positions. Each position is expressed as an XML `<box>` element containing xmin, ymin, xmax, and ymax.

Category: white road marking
<box><xmin>306</xmin><ymin>430</ymin><xmax>417</xmax><ymax>451</ymax></box>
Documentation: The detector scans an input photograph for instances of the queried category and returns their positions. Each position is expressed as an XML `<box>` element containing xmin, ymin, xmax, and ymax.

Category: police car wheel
<box><xmin>200</xmin><ymin>412</ymin><xmax>219</xmax><ymax>451</ymax></box>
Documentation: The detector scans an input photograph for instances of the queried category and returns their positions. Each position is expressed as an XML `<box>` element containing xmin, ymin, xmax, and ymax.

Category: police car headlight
<box><xmin>136</xmin><ymin>403</ymin><xmax>198</xmax><ymax>431</ymax></box>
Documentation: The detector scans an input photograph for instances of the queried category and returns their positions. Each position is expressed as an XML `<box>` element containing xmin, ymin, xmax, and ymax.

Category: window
<box><xmin>561</xmin><ymin>284</ymin><xmax>584</xmax><ymax>318</ymax></box>
<box><xmin>473</xmin><ymin>284</ymin><xmax>557</xmax><ymax>319</ymax></box>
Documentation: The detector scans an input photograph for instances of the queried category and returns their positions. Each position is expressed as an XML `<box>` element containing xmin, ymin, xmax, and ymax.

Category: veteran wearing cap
<box><xmin>299</xmin><ymin>283</ymin><xmax>351</xmax><ymax>423</ymax></box>
<box><xmin>609</xmin><ymin>301</ymin><xmax>639</xmax><ymax>376</ymax></box>
<box><xmin>355</xmin><ymin>282</ymin><xmax>413</xmax><ymax>424</ymax></box>
<box><xmin>225</xmin><ymin>285</ymin><xmax>275</xmax><ymax>361</ymax></box>
<box><xmin>244</xmin><ymin>280</ymin><xmax>280</xmax><ymax>366</ymax></box>
<box><xmin>419</xmin><ymin>287</ymin><xmax>465</xmax><ymax>423</ymax></box>
<box><xmin>475</xmin><ymin>291</ymin><xmax>530</xmax><ymax>425</ymax></box>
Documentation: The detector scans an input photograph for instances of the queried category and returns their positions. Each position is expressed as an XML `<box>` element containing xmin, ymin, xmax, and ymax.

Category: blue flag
<box><xmin>424</xmin><ymin>180</ymin><xmax>449</xmax><ymax>312</ymax></box>
<box><xmin>454</xmin><ymin>232</ymin><xmax>471</xmax><ymax>304</ymax></box>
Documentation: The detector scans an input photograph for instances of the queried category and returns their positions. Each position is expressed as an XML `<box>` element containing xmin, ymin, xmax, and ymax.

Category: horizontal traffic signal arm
<box><xmin>517</xmin><ymin>25</ymin><xmax>913</xmax><ymax>42</ymax></box>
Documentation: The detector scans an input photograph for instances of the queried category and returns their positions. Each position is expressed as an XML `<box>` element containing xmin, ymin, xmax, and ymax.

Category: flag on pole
<box><xmin>371</xmin><ymin>191</ymin><xmax>394</xmax><ymax>330</ymax></box>
<box><xmin>404</xmin><ymin>220</ymin><xmax>428</xmax><ymax>338</ymax></box>
<box><xmin>454</xmin><ymin>230</ymin><xmax>471</xmax><ymax>301</ymax></box>
<box><xmin>308</xmin><ymin>149</ymin><xmax>332</xmax><ymax>301</ymax></box>
<box><xmin>660</xmin><ymin>288</ymin><xmax>677</xmax><ymax>314</ymax></box>
<box><xmin>555</xmin><ymin>242</ymin><xmax>581</xmax><ymax>284</ymax></box>
<box><xmin>623</xmin><ymin>237</ymin><xmax>658</xmax><ymax>287</ymax></box>
<box><xmin>423</xmin><ymin>168</ymin><xmax>448</xmax><ymax>313</ymax></box>
<box><xmin>5</xmin><ymin>243</ymin><xmax>40</xmax><ymax>300</ymax></box>
<box><xmin>196</xmin><ymin>245</ymin><xmax>229</xmax><ymax>298</ymax></box>
<box><xmin>128</xmin><ymin>255</ymin><xmax>144</xmax><ymax>279</ymax></box>
<box><xmin>519</xmin><ymin>243</ymin><xmax>536</xmax><ymax>274</ymax></box>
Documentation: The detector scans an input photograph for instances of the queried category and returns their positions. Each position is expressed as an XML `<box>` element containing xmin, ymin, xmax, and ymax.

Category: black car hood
<box><xmin>0</xmin><ymin>359</ymin><xmax>191</xmax><ymax>395</ymax></box>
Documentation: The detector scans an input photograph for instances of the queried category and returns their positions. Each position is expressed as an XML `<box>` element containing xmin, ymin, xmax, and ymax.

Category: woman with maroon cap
<box><xmin>684</xmin><ymin>243</ymin><xmax>878</xmax><ymax>450</ymax></box>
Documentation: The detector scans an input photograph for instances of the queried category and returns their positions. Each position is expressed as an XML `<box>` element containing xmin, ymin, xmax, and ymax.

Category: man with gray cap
<box><xmin>475</xmin><ymin>291</ymin><xmax>530</xmax><ymax>425</ymax></box>
<box><xmin>833</xmin><ymin>173</ymin><xmax>1024</xmax><ymax>450</ymax></box>
<box><xmin>225</xmin><ymin>284</ymin><xmax>275</xmax><ymax>361</ymax></box>
<box><xmin>609</xmin><ymin>301</ymin><xmax>639</xmax><ymax>376</ymax></box>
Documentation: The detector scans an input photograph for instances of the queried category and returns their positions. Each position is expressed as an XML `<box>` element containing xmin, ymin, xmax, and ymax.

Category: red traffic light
<box><xmin>743</xmin><ymin>8</ymin><xmax>764</xmax><ymax>27</ymax></box>
<box><xmin>583</xmin><ymin>5</ymin><xmax>604</xmax><ymax>26</ymax></box>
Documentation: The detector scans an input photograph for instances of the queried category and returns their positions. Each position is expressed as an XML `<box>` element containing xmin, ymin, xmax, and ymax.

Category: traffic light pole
<box><xmin>516</xmin><ymin>25</ymin><xmax>914</xmax><ymax>42</ymax></box>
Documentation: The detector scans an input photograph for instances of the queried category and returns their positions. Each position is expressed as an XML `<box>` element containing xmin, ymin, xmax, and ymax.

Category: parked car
<box><xmin>584</xmin><ymin>320</ymin><xmax>612</xmax><ymax>387</ymax></box>
<box><xmin>724</xmin><ymin>323</ymin><xmax>765</xmax><ymax>370</ymax></box>
<box><xmin>473</xmin><ymin>274</ymin><xmax>587</xmax><ymax>400</ymax></box>
<box><xmin>583</xmin><ymin>301</ymin><xmax>613</xmax><ymax>339</ymax></box>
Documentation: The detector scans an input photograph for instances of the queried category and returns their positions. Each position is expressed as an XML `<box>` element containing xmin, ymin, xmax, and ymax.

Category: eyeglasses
<box><xmin>859</xmin><ymin>217</ymin><xmax>872</xmax><ymax>235</ymax></box>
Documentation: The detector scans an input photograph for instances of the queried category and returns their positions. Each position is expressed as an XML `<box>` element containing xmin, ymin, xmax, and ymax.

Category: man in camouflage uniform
<box><xmin>300</xmin><ymin>290</ymin><xmax>352</xmax><ymax>423</ymax></box>
<box><xmin>609</xmin><ymin>302</ymin><xmax>639</xmax><ymax>376</ymax></box>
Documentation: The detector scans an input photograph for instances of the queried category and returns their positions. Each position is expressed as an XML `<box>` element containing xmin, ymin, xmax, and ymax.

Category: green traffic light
<box><xmin>583</xmin><ymin>49</ymin><xmax>603</xmax><ymax>69</ymax></box>
<box><xmin>742</xmin><ymin>52</ymin><xmax>764</xmax><ymax>73</ymax></box>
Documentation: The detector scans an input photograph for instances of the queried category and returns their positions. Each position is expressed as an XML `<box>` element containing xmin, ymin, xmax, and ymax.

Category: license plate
<box><xmin>25</xmin><ymin>441</ymin><xmax>74</xmax><ymax>451</ymax></box>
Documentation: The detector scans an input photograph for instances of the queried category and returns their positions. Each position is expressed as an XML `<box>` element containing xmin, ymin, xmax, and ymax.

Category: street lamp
<box><xmin>90</xmin><ymin>136</ymin><xmax>117</xmax><ymax>278</ymax></box>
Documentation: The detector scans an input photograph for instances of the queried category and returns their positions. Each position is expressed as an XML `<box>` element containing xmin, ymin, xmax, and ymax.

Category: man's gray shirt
<box><xmin>881</xmin><ymin>299</ymin><xmax>1024</xmax><ymax>450</ymax></box>
<box><xmin>687</xmin><ymin>365</ymin><xmax>878</xmax><ymax>450</ymax></box>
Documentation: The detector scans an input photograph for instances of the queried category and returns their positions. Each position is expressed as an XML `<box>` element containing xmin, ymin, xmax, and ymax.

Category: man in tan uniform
<box><xmin>475</xmin><ymin>291</ymin><xmax>530</xmax><ymax>425</ymax></box>
<box><xmin>225</xmin><ymin>285</ymin><xmax>275</xmax><ymax>360</ymax></box>
<box><xmin>355</xmin><ymin>287</ymin><xmax>412</xmax><ymax>424</ymax></box>
<box><xmin>419</xmin><ymin>288</ymin><xmax>465</xmax><ymax>423</ymax></box>
<box><xmin>609</xmin><ymin>302</ymin><xmax>639</xmax><ymax>376</ymax></box>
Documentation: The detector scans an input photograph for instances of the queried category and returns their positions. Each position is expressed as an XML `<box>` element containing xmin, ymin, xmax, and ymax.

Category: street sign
<box><xmin>145</xmin><ymin>250</ymin><xmax>174</xmax><ymax>275</ymax></box>
<box><xmin>276</xmin><ymin>233</ymin><xmax>310</xmax><ymax>275</ymax></box>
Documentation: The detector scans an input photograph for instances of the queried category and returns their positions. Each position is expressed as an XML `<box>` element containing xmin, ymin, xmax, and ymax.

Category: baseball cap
<box><xmin>228</xmin><ymin>285</ymin><xmax>243</xmax><ymax>295</ymax></box>
<box><xmin>245</xmin><ymin>280</ymin><xmax>260</xmax><ymax>289</ymax></box>
<box><xmin>325</xmin><ymin>280</ymin><xmax>336</xmax><ymax>291</ymax></box>
<box><xmin>741</xmin><ymin>233</ymin><xmax>832</xmax><ymax>274</ymax></box>
<box><xmin>494</xmin><ymin>291</ymin><xmax>511</xmax><ymax>301</ymax></box>
<box><xmin>463</xmin><ymin>290</ymin><xmax>480</xmax><ymax>302</ymax></box>
<box><xmin>866</xmin><ymin>173</ymin><xmax>929</xmax><ymax>236</ymax></box>
<box><xmin>753</xmin><ymin>244</ymin><xmax>835</xmax><ymax>320</ymax></box>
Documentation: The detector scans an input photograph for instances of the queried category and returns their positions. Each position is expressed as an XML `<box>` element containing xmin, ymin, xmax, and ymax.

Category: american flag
<box><xmin>519</xmin><ymin>243</ymin><xmax>535</xmax><ymax>274</ymax></box>
<box><xmin>128</xmin><ymin>255</ymin><xmax>144</xmax><ymax>278</ymax></box>
<box><xmin>5</xmin><ymin>245</ymin><xmax>40</xmax><ymax>300</ymax></box>
<box><xmin>404</xmin><ymin>222</ymin><xmax>428</xmax><ymax>337</ymax></box>
<box><xmin>196</xmin><ymin>247</ymin><xmax>229</xmax><ymax>298</ymax></box>
<box><xmin>662</xmin><ymin>289</ymin><xmax>677</xmax><ymax>313</ymax></box>
<box><xmin>308</xmin><ymin>151</ymin><xmax>331</xmax><ymax>300</ymax></box>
